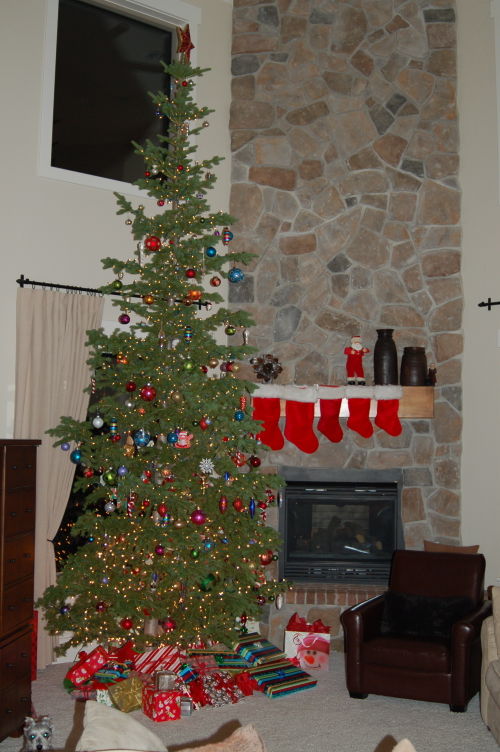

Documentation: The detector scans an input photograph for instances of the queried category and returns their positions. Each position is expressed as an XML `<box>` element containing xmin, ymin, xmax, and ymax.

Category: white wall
<box><xmin>458</xmin><ymin>0</ymin><xmax>500</xmax><ymax>586</ymax></box>
<box><xmin>0</xmin><ymin>0</ymin><xmax>233</xmax><ymax>437</ymax></box>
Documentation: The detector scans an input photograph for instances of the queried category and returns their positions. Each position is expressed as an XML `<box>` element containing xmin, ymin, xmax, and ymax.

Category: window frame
<box><xmin>38</xmin><ymin>0</ymin><xmax>201</xmax><ymax>196</ymax></box>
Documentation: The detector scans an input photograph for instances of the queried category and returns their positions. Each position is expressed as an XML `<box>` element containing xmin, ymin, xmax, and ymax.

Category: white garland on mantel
<box><xmin>253</xmin><ymin>384</ymin><xmax>403</xmax><ymax>402</ymax></box>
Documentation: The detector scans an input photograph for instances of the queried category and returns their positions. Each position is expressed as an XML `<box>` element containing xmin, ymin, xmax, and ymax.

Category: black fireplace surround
<box><xmin>278</xmin><ymin>467</ymin><xmax>404</xmax><ymax>584</ymax></box>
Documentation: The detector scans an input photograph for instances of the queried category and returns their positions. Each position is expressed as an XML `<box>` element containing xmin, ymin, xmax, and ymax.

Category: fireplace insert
<box><xmin>278</xmin><ymin>468</ymin><xmax>404</xmax><ymax>584</ymax></box>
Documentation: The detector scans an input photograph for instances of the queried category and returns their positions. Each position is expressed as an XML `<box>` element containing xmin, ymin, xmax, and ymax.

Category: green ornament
<box><xmin>199</xmin><ymin>573</ymin><xmax>216</xmax><ymax>592</ymax></box>
<box><xmin>184</xmin><ymin>360</ymin><xmax>194</xmax><ymax>371</ymax></box>
<box><xmin>103</xmin><ymin>470</ymin><xmax>117</xmax><ymax>485</ymax></box>
<box><xmin>190</xmin><ymin>548</ymin><xmax>200</xmax><ymax>559</ymax></box>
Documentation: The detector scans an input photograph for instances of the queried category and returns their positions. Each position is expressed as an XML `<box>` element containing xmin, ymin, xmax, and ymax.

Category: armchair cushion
<box><xmin>380</xmin><ymin>590</ymin><xmax>474</xmax><ymax>641</ymax></box>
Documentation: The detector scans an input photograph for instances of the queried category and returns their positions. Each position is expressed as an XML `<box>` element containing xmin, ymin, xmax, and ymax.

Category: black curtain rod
<box><xmin>16</xmin><ymin>274</ymin><xmax>209</xmax><ymax>308</ymax></box>
<box><xmin>478</xmin><ymin>298</ymin><xmax>500</xmax><ymax>311</ymax></box>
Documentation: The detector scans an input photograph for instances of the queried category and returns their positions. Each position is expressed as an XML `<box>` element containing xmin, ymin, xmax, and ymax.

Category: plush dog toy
<box><xmin>22</xmin><ymin>716</ymin><xmax>54</xmax><ymax>752</ymax></box>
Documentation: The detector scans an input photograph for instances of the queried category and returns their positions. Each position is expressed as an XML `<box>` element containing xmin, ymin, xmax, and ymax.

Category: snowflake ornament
<box><xmin>199</xmin><ymin>458</ymin><xmax>215</xmax><ymax>474</ymax></box>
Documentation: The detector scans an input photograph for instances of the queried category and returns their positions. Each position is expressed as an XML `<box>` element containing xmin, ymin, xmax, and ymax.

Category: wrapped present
<box><xmin>186</xmin><ymin>671</ymin><xmax>244</xmax><ymax>708</ymax></box>
<box><xmin>234</xmin><ymin>671</ymin><xmax>261</xmax><ymax>696</ymax></box>
<box><xmin>180</xmin><ymin>697</ymin><xmax>194</xmax><ymax>716</ymax></box>
<box><xmin>188</xmin><ymin>654</ymin><xmax>219</xmax><ymax>673</ymax></box>
<box><xmin>233</xmin><ymin>633</ymin><xmax>285</xmax><ymax>665</ymax></box>
<box><xmin>284</xmin><ymin>613</ymin><xmax>331</xmax><ymax>671</ymax></box>
<box><xmin>96</xmin><ymin>688</ymin><xmax>114</xmax><ymax>707</ymax></box>
<box><xmin>142</xmin><ymin>685</ymin><xmax>183</xmax><ymax>722</ymax></box>
<box><xmin>213</xmin><ymin>653</ymin><xmax>251</xmax><ymax>671</ymax></box>
<box><xmin>66</xmin><ymin>646</ymin><xmax>108</xmax><ymax>686</ymax></box>
<box><xmin>177</xmin><ymin>663</ymin><xmax>198</xmax><ymax>684</ymax></box>
<box><xmin>155</xmin><ymin>671</ymin><xmax>177</xmax><ymax>691</ymax></box>
<box><xmin>93</xmin><ymin>660</ymin><xmax>131</xmax><ymax>684</ymax></box>
<box><xmin>108</xmin><ymin>676</ymin><xmax>143</xmax><ymax>712</ymax></box>
<box><xmin>134</xmin><ymin>645</ymin><xmax>182</xmax><ymax>675</ymax></box>
<box><xmin>249</xmin><ymin>660</ymin><xmax>317</xmax><ymax>697</ymax></box>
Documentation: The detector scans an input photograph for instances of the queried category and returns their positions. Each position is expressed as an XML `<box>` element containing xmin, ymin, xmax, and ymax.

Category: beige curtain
<box><xmin>14</xmin><ymin>288</ymin><xmax>104</xmax><ymax>669</ymax></box>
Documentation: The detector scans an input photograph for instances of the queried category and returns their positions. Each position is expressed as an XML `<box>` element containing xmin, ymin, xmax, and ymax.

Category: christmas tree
<box><xmin>37</xmin><ymin>46</ymin><xmax>287</xmax><ymax>655</ymax></box>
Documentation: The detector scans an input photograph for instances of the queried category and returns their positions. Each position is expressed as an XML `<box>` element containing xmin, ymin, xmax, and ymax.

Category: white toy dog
<box><xmin>21</xmin><ymin>716</ymin><xmax>53</xmax><ymax>752</ymax></box>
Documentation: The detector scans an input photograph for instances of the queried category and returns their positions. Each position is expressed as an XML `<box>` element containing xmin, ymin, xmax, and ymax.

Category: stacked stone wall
<box><xmin>229</xmin><ymin>0</ymin><xmax>462</xmax><ymax>549</ymax></box>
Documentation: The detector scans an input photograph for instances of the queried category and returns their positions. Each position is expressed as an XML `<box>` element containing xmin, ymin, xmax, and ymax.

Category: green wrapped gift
<box><xmin>108</xmin><ymin>676</ymin><xmax>143</xmax><ymax>712</ymax></box>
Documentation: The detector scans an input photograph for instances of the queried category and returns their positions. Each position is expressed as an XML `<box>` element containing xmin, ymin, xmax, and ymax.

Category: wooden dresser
<box><xmin>0</xmin><ymin>439</ymin><xmax>40</xmax><ymax>740</ymax></box>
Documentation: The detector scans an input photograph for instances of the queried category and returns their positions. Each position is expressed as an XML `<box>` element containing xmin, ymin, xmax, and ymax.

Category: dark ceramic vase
<box><xmin>373</xmin><ymin>329</ymin><xmax>398</xmax><ymax>385</ymax></box>
<box><xmin>400</xmin><ymin>346</ymin><xmax>427</xmax><ymax>386</ymax></box>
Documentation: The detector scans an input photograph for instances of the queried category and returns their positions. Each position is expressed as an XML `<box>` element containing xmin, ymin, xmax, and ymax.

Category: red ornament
<box><xmin>162</xmin><ymin>617</ymin><xmax>176</xmax><ymax>632</ymax></box>
<box><xmin>120</xmin><ymin>618</ymin><xmax>134</xmax><ymax>630</ymax></box>
<box><xmin>157</xmin><ymin>200</ymin><xmax>165</xmax><ymax>206</ymax></box>
<box><xmin>190</xmin><ymin>509</ymin><xmax>207</xmax><ymax>525</ymax></box>
<box><xmin>95</xmin><ymin>601</ymin><xmax>107</xmax><ymax>612</ymax></box>
<box><xmin>210</xmin><ymin>276</ymin><xmax>221</xmax><ymax>287</ymax></box>
<box><xmin>233</xmin><ymin>497</ymin><xmax>244</xmax><ymax>512</ymax></box>
<box><xmin>145</xmin><ymin>235</ymin><xmax>162</xmax><ymax>251</ymax></box>
<box><xmin>177</xmin><ymin>165</ymin><xmax>184</xmax><ymax>172</ymax></box>
<box><xmin>83</xmin><ymin>468</ymin><xmax>94</xmax><ymax>478</ymax></box>
<box><xmin>199</xmin><ymin>417</ymin><xmax>210</xmax><ymax>431</ymax></box>
<box><xmin>140</xmin><ymin>385</ymin><xmax>157</xmax><ymax>401</ymax></box>
<box><xmin>144</xmin><ymin>171</ymin><xmax>151</xmax><ymax>177</ymax></box>
<box><xmin>155</xmin><ymin>544</ymin><xmax>165</xmax><ymax>556</ymax></box>
<box><xmin>231</xmin><ymin>452</ymin><xmax>246</xmax><ymax>468</ymax></box>
<box><xmin>187</xmin><ymin>289</ymin><xmax>202</xmax><ymax>301</ymax></box>
<box><xmin>219</xmin><ymin>496</ymin><xmax>228</xmax><ymax>513</ymax></box>
<box><xmin>158</xmin><ymin>503</ymin><xmax>168</xmax><ymax>516</ymax></box>
<box><xmin>260</xmin><ymin>550</ymin><xmax>273</xmax><ymax>565</ymax></box>
<box><xmin>239</xmin><ymin>396</ymin><xmax>248</xmax><ymax>410</ymax></box>
<box><xmin>185</xmin><ymin>268</ymin><xmax>197</xmax><ymax>278</ymax></box>
<box><xmin>256</xmin><ymin>595</ymin><xmax>266</xmax><ymax>606</ymax></box>
<box><xmin>125</xmin><ymin>381</ymin><xmax>137</xmax><ymax>392</ymax></box>
<box><xmin>110</xmin><ymin>434</ymin><xmax>121</xmax><ymax>443</ymax></box>
<box><xmin>249</xmin><ymin>456</ymin><xmax>261</xmax><ymax>468</ymax></box>
<box><xmin>201</xmin><ymin>365</ymin><xmax>208</xmax><ymax>374</ymax></box>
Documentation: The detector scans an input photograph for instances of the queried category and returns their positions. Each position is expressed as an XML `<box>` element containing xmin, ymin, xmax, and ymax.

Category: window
<box><xmin>39</xmin><ymin>0</ymin><xmax>201</xmax><ymax>193</ymax></box>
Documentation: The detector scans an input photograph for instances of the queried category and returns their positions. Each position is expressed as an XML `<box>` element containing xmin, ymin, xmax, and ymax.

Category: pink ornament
<box><xmin>190</xmin><ymin>509</ymin><xmax>207</xmax><ymax>525</ymax></box>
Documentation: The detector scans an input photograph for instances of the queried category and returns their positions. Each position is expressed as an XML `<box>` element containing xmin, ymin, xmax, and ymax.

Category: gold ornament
<box><xmin>208</xmin><ymin>357</ymin><xmax>218</xmax><ymax>368</ymax></box>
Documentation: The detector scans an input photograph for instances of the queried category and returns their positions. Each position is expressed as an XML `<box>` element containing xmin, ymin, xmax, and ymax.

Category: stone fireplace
<box><xmin>228</xmin><ymin>1</ymin><xmax>462</xmax><ymax>647</ymax></box>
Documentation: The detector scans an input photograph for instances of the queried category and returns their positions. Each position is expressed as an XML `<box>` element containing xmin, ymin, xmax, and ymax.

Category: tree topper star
<box><xmin>176</xmin><ymin>25</ymin><xmax>195</xmax><ymax>62</ymax></box>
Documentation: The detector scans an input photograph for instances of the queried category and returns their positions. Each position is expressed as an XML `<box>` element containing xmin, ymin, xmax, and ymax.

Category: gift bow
<box><xmin>286</xmin><ymin>612</ymin><xmax>330</xmax><ymax>633</ymax></box>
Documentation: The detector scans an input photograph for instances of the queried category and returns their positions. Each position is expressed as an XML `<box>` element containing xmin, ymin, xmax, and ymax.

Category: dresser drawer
<box><xmin>0</xmin><ymin>629</ymin><xmax>31</xmax><ymax>691</ymax></box>
<box><xmin>4</xmin><ymin>445</ymin><xmax>37</xmax><ymax>490</ymax></box>
<box><xmin>3</xmin><ymin>488</ymin><xmax>35</xmax><ymax>538</ymax></box>
<box><xmin>0</xmin><ymin>676</ymin><xmax>31</xmax><ymax>741</ymax></box>
<box><xmin>1</xmin><ymin>579</ymin><xmax>33</xmax><ymax>635</ymax></box>
<box><xmin>2</xmin><ymin>534</ymin><xmax>34</xmax><ymax>586</ymax></box>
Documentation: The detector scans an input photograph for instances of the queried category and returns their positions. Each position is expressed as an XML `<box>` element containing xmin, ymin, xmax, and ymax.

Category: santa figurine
<box><xmin>296</xmin><ymin>634</ymin><xmax>330</xmax><ymax>670</ymax></box>
<box><xmin>344</xmin><ymin>335</ymin><xmax>369</xmax><ymax>385</ymax></box>
<box><xmin>175</xmin><ymin>430</ymin><xmax>193</xmax><ymax>449</ymax></box>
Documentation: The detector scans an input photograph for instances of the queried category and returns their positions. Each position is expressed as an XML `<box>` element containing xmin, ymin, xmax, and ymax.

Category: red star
<box><xmin>176</xmin><ymin>25</ymin><xmax>195</xmax><ymax>61</ymax></box>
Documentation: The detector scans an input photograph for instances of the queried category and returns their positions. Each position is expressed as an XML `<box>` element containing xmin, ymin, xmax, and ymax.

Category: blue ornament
<box><xmin>117</xmin><ymin>465</ymin><xmax>128</xmax><ymax>477</ymax></box>
<box><xmin>167</xmin><ymin>431</ymin><xmax>179</xmax><ymax>444</ymax></box>
<box><xmin>249</xmin><ymin>498</ymin><xmax>256</xmax><ymax>518</ymax></box>
<box><xmin>109</xmin><ymin>418</ymin><xmax>118</xmax><ymax>435</ymax></box>
<box><xmin>102</xmin><ymin>577</ymin><xmax>109</xmax><ymax>584</ymax></box>
<box><xmin>224</xmin><ymin>471</ymin><xmax>231</xmax><ymax>481</ymax></box>
<box><xmin>70</xmin><ymin>449</ymin><xmax>82</xmax><ymax>464</ymax></box>
<box><xmin>133</xmin><ymin>429</ymin><xmax>151</xmax><ymax>447</ymax></box>
<box><xmin>234</xmin><ymin>410</ymin><xmax>245</xmax><ymax>421</ymax></box>
<box><xmin>61</xmin><ymin>442</ymin><xmax>70</xmax><ymax>451</ymax></box>
<box><xmin>228</xmin><ymin>268</ymin><xmax>244</xmax><ymax>283</ymax></box>
<box><xmin>205</xmin><ymin>246</ymin><xmax>217</xmax><ymax>258</ymax></box>
<box><xmin>59</xmin><ymin>605</ymin><xmax>70</xmax><ymax>615</ymax></box>
<box><xmin>204</xmin><ymin>539</ymin><xmax>215</xmax><ymax>550</ymax></box>
<box><xmin>220</xmin><ymin>537</ymin><xmax>229</xmax><ymax>544</ymax></box>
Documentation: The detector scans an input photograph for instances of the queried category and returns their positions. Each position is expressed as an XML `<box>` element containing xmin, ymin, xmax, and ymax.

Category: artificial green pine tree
<box><xmin>37</xmin><ymin>55</ymin><xmax>287</xmax><ymax>655</ymax></box>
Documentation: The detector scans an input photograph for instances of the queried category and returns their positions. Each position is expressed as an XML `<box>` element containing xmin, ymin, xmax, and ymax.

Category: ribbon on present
<box><xmin>286</xmin><ymin>612</ymin><xmax>331</xmax><ymax>634</ymax></box>
<box><xmin>234</xmin><ymin>670</ymin><xmax>261</xmax><ymax>696</ymax></box>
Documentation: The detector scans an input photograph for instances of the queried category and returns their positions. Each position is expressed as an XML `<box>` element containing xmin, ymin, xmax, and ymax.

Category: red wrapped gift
<box><xmin>134</xmin><ymin>645</ymin><xmax>183</xmax><ymax>675</ymax></box>
<box><xmin>142</xmin><ymin>684</ymin><xmax>184</xmax><ymax>721</ymax></box>
<box><xmin>66</xmin><ymin>646</ymin><xmax>108</xmax><ymax>686</ymax></box>
<box><xmin>235</xmin><ymin>670</ymin><xmax>261</xmax><ymax>696</ymax></box>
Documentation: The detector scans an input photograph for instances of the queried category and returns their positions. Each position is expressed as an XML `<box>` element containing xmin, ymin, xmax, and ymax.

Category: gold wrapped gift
<box><xmin>108</xmin><ymin>676</ymin><xmax>143</xmax><ymax>712</ymax></box>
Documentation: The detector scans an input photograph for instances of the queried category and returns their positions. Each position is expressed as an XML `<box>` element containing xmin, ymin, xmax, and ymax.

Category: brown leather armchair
<box><xmin>340</xmin><ymin>549</ymin><xmax>492</xmax><ymax>711</ymax></box>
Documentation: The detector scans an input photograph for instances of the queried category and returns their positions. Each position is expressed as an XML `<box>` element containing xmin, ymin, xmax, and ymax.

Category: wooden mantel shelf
<box><xmin>273</xmin><ymin>387</ymin><xmax>434</xmax><ymax>419</ymax></box>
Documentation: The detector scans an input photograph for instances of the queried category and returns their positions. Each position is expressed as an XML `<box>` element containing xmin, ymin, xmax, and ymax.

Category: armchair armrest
<box><xmin>453</xmin><ymin>600</ymin><xmax>492</xmax><ymax>646</ymax></box>
<box><xmin>341</xmin><ymin>594</ymin><xmax>385</xmax><ymax>645</ymax></box>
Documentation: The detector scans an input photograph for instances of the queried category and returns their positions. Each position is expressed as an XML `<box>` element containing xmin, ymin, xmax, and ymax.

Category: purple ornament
<box><xmin>119</xmin><ymin>313</ymin><xmax>130</xmax><ymax>324</ymax></box>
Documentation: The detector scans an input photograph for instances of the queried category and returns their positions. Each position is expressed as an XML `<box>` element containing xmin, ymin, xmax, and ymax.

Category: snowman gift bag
<box><xmin>283</xmin><ymin>613</ymin><xmax>331</xmax><ymax>671</ymax></box>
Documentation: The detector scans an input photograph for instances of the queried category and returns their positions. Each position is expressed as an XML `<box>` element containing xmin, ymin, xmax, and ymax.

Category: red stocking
<box><xmin>346</xmin><ymin>387</ymin><xmax>373</xmax><ymax>438</ymax></box>
<box><xmin>284</xmin><ymin>400</ymin><xmax>319</xmax><ymax>454</ymax></box>
<box><xmin>252</xmin><ymin>397</ymin><xmax>284</xmax><ymax>450</ymax></box>
<box><xmin>374</xmin><ymin>387</ymin><xmax>402</xmax><ymax>436</ymax></box>
<box><xmin>318</xmin><ymin>398</ymin><xmax>343</xmax><ymax>443</ymax></box>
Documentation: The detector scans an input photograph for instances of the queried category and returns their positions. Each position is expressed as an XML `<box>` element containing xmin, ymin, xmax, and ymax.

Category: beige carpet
<box><xmin>1</xmin><ymin>652</ymin><xmax>498</xmax><ymax>752</ymax></box>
